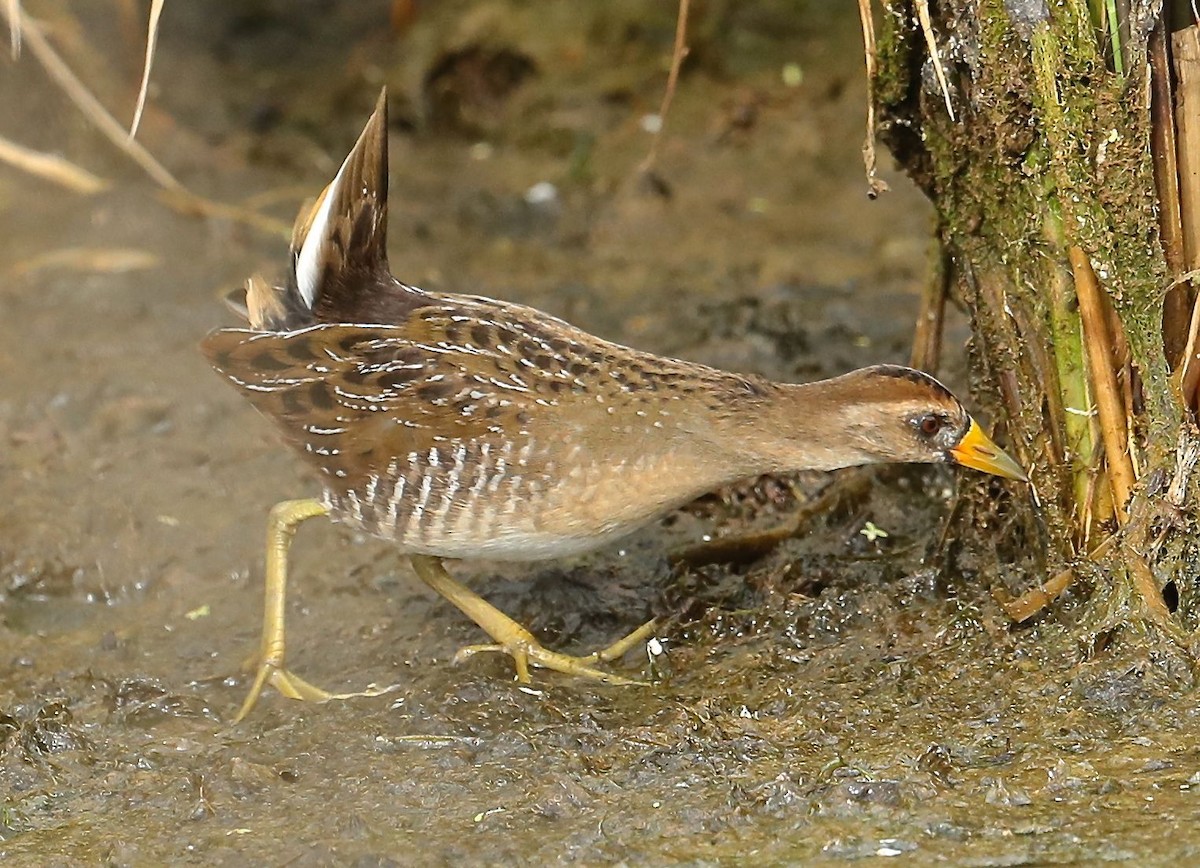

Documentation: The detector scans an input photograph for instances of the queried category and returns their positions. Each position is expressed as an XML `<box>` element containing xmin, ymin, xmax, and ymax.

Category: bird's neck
<box><xmin>709</xmin><ymin>377</ymin><xmax>891</xmax><ymax>475</ymax></box>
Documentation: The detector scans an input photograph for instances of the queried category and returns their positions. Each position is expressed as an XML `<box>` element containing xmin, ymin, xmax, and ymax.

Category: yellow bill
<box><xmin>950</xmin><ymin>419</ymin><xmax>1028</xmax><ymax>481</ymax></box>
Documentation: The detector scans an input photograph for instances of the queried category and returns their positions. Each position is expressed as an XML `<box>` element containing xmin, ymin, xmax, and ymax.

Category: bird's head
<box><xmin>758</xmin><ymin>365</ymin><xmax>1028</xmax><ymax>481</ymax></box>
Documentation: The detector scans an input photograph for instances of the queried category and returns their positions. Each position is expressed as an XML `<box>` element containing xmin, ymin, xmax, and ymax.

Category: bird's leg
<box><xmin>234</xmin><ymin>498</ymin><xmax>394</xmax><ymax>722</ymax></box>
<box><xmin>410</xmin><ymin>555</ymin><xmax>652</xmax><ymax>685</ymax></box>
<box><xmin>579</xmin><ymin>617</ymin><xmax>660</xmax><ymax>663</ymax></box>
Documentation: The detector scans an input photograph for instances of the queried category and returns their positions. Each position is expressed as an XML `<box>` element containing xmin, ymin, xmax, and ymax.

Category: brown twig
<box><xmin>669</xmin><ymin>470</ymin><xmax>875</xmax><ymax>568</ymax></box>
<box><xmin>994</xmin><ymin>567</ymin><xmax>1076</xmax><ymax>623</ymax></box>
<box><xmin>994</xmin><ymin>531</ymin><xmax>1117</xmax><ymax>624</ymax></box>
<box><xmin>1122</xmin><ymin>512</ymin><xmax>1174</xmax><ymax>624</ymax></box>
<box><xmin>638</xmin><ymin>0</ymin><xmax>690</xmax><ymax>176</ymax></box>
<box><xmin>1070</xmin><ymin>246</ymin><xmax>1136</xmax><ymax>523</ymax></box>
<box><xmin>856</xmin><ymin>0</ymin><xmax>889</xmax><ymax>198</ymax></box>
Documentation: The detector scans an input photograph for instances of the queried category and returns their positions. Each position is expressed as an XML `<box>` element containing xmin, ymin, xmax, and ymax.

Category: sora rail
<box><xmin>203</xmin><ymin>91</ymin><xmax>1027</xmax><ymax>721</ymax></box>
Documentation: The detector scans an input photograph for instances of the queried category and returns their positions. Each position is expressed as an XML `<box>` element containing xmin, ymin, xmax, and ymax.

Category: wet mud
<box><xmin>3</xmin><ymin>2</ymin><xmax>1198</xmax><ymax>864</ymax></box>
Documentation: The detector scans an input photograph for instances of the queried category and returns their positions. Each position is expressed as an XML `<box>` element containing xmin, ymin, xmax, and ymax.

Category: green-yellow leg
<box><xmin>410</xmin><ymin>555</ymin><xmax>656</xmax><ymax>686</ymax></box>
<box><xmin>234</xmin><ymin>498</ymin><xmax>394</xmax><ymax>722</ymax></box>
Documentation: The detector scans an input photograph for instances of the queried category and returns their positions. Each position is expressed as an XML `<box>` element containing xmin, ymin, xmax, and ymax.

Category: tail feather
<box><xmin>216</xmin><ymin>88</ymin><xmax>414</xmax><ymax>336</ymax></box>
<box><xmin>291</xmin><ymin>88</ymin><xmax>390</xmax><ymax>321</ymax></box>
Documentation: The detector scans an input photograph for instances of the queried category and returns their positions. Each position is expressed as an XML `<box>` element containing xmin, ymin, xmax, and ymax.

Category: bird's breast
<box><xmin>321</xmin><ymin>428</ymin><xmax>729</xmax><ymax>561</ymax></box>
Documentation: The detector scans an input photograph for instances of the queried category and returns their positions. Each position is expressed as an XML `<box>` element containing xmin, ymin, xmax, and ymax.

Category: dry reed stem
<box><xmin>637</xmin><ymin>0</ymin><xmax>690</xmax><ymax>176</ymax></box>
<box><xmin>0</xmin><ymin>133</ymin><xmax>110</xmax><ymax>194</ymax></box>
<box><xmin>915</xmin><ymin>0</ymin><xmax>956</xmax><ymax>121</ymax></box>
<box><xmin>1105</xmin><ymin>300</ymin><xmax>1136</xmax><ymax>461</ymax></box>
<box><xmin>1178</xmin><ymin>291</ymin><xmax>1200</xmax><ymax>414</ymax></box>
<box><xmin>1080</xmin><ymin>439</ymin><xmax>1114</xmax><ymax>548</ymax></box>
<box><xmin>239</xmin><ymin>184</ymin><xmax>314</xmax><ymax>211</ymax></box>
<box><xmin>129</xmin><ymin>0</ymin><xmax>166</xmax><ymax>141</ymax></box>
<box><xmin>0</xmin><ymin>5</ymin><xmax>183</xmax><ymax>192</ymax></box>
<box><xmin>1</xmin><ymin>6</ymin><xmax>288</xmax><ymax>238</ymax></box>
<box><xmin>158</xmin><ymin>189</ymin><xmax>289</xmax><ymax>238</ymax></box>
<box><xmin>1072</xmin><ymin>249</ymin><xmax>1173</xmax><ymax>623</ymax></box>
<box><xmin>6</xmin><ymin>0</ymin><xmax>18</xmax><ymax>58</ymax></box>
<box><xmin>9</xmin><ymin>246</ymin><xmax>159</xmax><ymax>277</ymax></box>
<box><xmin>1070</xmin><ymin>246</ymin><xmax>1136</xmax><ymax>522</ymax></box>
<box><xmin>1174</xmin><ymin>26</ymin><xmax>1200</xmax><ymax>269</ymax></box>
<box><xmin>1150</xmin><ymin>21</ymin><xmax>1190</xmax><ymax>368</ymax></box>
<box><xmin>1002</xmin><ymin>289</ymin><xmax>1068</xmax><ymax>466</ymax></box>
<box><xmin>856</xmin><ymin>0</ymin><xmax>889</xmax><ymax>198</ymax></box>
<box><xmin>1124</xmin><ymin>520</ymin><xmax>1174</xmax><ymax>623</ymax></box>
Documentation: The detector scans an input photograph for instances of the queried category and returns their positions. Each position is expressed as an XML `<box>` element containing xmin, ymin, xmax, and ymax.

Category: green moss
<box><xmin>874</xmin><ymin>1</ymin><xmax>915</xmax><ymax>107</ymax></box>
<box><xmin>873</xmin><ymin>0</ymin><xmax>1183</xmax><ymax>628</ymax></box>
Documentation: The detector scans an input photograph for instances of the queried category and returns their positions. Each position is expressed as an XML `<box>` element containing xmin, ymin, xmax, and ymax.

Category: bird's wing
<box><xmin>200</xmin><ymin>299</ymin><xmax>632</xmax><ymax>481</ymax></box>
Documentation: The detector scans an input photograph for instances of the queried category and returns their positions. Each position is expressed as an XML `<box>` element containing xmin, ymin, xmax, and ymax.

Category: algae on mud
<box><xmin>2</xmin><ymin>1</ymin><xmax>1200</xmax><ymax>864</ymax></box>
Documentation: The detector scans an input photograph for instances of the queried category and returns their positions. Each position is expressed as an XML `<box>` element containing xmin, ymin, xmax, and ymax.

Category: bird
<box><xmin>201</xmin><ymin>90</ymin><xmax>1027</xmax><ymax>722</ymax></box>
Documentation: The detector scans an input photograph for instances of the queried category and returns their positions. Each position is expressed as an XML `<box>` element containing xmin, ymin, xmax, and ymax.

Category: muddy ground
<box><xmin>2</xmin><ymin>1</ymin><xmax>1199</xmax><ymax>864</ymax></box>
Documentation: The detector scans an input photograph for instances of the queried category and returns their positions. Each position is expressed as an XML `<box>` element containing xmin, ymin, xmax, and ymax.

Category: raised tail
<box><xmin>290</xmin><ymin>88</ymin><xmax>391</xmax><ymax>321</ymax></box>
<box><xmin>235</xmin><ymin>89</ymin><xmax>391</xmax><ymax>332</ymax></box>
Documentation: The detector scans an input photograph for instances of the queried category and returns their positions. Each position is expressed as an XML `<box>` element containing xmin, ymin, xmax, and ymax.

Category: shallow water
<box><xmin>3</xmin><ymin>2</ymin><xmax>1198</xmax><ymax>864</ymax></box>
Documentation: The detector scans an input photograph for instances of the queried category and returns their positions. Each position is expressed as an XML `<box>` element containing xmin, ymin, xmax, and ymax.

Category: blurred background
<box><xmin>20</xmin><ymin>3</ymin><xmax>1170</xmax><ymax>864</ymax></box>
<box><xmin>1</xmin><ymin>0</ymin><xmax>937</xmax><ymax>593</ymax></box>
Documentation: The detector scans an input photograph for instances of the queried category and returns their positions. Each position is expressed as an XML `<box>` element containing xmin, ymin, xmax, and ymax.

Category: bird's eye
<box><xmin>918</xmin><ymin>414</ymin><xmax>944</xmax><ymax>437</ymax></box>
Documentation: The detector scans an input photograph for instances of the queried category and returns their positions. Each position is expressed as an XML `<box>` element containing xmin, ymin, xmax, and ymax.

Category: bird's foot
<box><xmin>234</xmin><ymin>654</ymin><xmax>399</xmax><ymax>723</ymax></box>
<box><xmin>452</xmin><ymin>618</ymin><xmax>658</xmax><ymax>686</ymax></box>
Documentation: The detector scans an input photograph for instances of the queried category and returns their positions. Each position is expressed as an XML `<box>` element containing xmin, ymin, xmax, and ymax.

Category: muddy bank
<box><xmin>2</xmin><ymin>2</ymin><xmax>1196</xmax><ymax>864</ymax></box>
